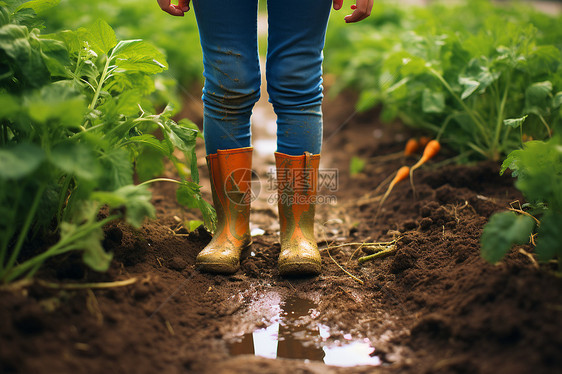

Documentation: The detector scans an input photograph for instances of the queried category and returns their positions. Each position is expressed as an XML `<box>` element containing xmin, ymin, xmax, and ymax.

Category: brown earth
<box><xmin>1</xmin><ymin>92</ymin><xmax>561</xmax><ymax>374</ymax></box>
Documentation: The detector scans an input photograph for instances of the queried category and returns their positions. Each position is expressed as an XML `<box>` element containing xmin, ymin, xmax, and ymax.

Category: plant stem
<box><xmin>4</xmin><ymin>215</ymin><xmax>119</xmax><ymax>283</ymax></box>
<box><xmin>327</xmin><ymin>247</ymin><xmax>364</xmax><ymax>284</ymax></box>
<box><xmin>37</xmin><ymin>277</ymin><xmax>138</xmax><ymax>289</ymax></box>
<box><xmin>138</xmin><ymin>178</ymin><xmax>182</xmax><ymax>187</ymax></box>
<box><xmin>0</xmin><ymin>186</ymin><xmax>22</xmax><ymax>271</ymax></box>
<box><xmin>358</xmin><ymin>246</ymin><xmax>397</xmax><ymax>263</ymax></box>
<box><xmin>1</xmin><ymin>121</ymin><xmax>7</xmax><ymax>145</ymax></box>
<box><xmin>492</xmin><ymin>77</ymin><xmax>509</xmax><ymax>159</ymax></box>
<box><xmin>436</xmin><ymin>112</ymin><xmax>456</xmax><ymax>142</ymax></box>
<box><xmin>538</xmin><ymin>115</ymin><xmax>552</xmax><ymax>137</ymax></box>
<box><xmin>3</xmin><ymin>183</ymin><xmax>46</xmax><ymax>274</ymax></box>
<box><xmin>466</xmin><ymin>142</ymin><xmax>488</xmax><ymax>158</ymax></box>
<box><xmin>428</xmin><ymin>68</ymin><xmax>491</xmax><ymax>149</ymax></box>
<box><xmin>56</xmin><ymin>176</ymin><xmax>72</xmax><ymax>226</ymax></box>
<box><xmin>88</xmin><ymin>56</ymin><xmax>112</xmax><ymax>111</ymax></box>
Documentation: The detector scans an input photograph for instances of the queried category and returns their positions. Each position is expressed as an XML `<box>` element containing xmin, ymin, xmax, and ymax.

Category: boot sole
<box><xmin>279</xmin><ymin>261</ymin><xmax>321</xmax><ymax>276</ymax></box>
<box><xmin>196</xmin><ymin>241</ymin><xmax>252</xmax><ymax>275</ymax></box>
<box><xmin>196</xmin><ymin>261</ymin><xmax>240</xmax><ymax>274</ymax></box>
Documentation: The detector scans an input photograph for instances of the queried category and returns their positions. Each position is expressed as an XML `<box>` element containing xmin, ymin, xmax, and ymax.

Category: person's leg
<box><xmin>192</xmin><ymin>0</ymin><xmax>261</xmax><ymax>155</ymax></box>
<box><xmin>266</xmin><ymin>0</ymin><xmax>332</xmax><ymax>156</ymax></box>
<box><xmin>191</xmin><ymin>0</ymin><xmax>259</xmax><ymax>273</ymax></box>
<box><xmin>267</xmin><ymin>0</ymin><xmax>332</xmax><ymax>275</ymax></box>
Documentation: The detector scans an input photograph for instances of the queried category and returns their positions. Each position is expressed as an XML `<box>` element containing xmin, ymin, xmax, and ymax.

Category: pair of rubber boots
<box><xmin>195</xmin><ymin>147</ymin><xmax>321</xmax><ymax>276</ymax></box>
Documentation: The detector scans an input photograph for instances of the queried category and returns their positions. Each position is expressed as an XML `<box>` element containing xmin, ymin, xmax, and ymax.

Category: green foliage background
<box><xmin>324</xmin><ymin>0</ymin><xmax>562</xmax><ymax>161</ymax></box>
<box><xmin>42</xmin><ymin>0</ymin><xmax>203</xmax><ymax>89</ymax></box>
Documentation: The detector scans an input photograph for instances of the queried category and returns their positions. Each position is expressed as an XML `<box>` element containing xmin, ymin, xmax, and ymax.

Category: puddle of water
<box><xmin>229</xmin><ymin>295</ymin><xmax>381</xmax><ymax>367</ymax></box>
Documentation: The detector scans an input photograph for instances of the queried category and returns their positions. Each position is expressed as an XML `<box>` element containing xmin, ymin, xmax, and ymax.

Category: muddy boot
<box><xmin>196</xmin><ymin>147</ymin><xmax>253</xmax><ymax>274</ymax></box>
<box><xmin>275</xmin><ymin>151</ymin><xmax>321</xmax><ymax>276</ymax></box>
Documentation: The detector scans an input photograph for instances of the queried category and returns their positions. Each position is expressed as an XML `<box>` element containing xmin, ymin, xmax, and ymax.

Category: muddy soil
<box><xmin>1</xmin><ymin>91</ymin><xmax>562</xmax><ymax>374</ymax></box>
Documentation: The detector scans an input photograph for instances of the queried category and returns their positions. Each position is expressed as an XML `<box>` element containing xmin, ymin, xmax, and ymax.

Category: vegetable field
<box><xmin>1</xmin><ymin>1</ymin><xmax>561</xmax><ymax>373</ymax></box>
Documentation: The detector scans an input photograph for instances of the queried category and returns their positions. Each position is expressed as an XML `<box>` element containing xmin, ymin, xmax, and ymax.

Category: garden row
<box><xmin>0</xmin><ymin>0</ymin><xmax>213</xmax><ymax>284</ymax></box>
<box><xmin>323</xmin><ymin>0</ymin><xmax>562</xmax><ymax>268</ymax></box>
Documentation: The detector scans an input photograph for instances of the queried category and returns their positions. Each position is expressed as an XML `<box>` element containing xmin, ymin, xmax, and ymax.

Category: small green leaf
<box><xmin>16</xmin><ymin>0</ymin><xmax>60</xmax><ymax>14</ymax></box>
<box><xmin>0</xmin><ymin>143</ymin><xmax>45</xmax><ymax>179</ymax></box>
<box><xmin>38</xmin><ymin>37</ymin><xmax>69</xmax><ymax>77</ymax></box>
<box><xmin>26</xmin><ymin>83</ymin><xmax>86</xmax><ymax>126</ymax></box>
<box><xmin>501</xmin><ymin>136</ymin><xmax>562</xmax><ymax>210</ymax></box>
<box><xmin>176</xmin><ymin>181</ymin><xmax>200</xmax><ymax>209</ymax></box>
<box><xmin>59</xmin><ymin>201</ymin><xmax>112</xmax><ymax>272</ymax></box>
<box><xmin>112</xmin><ymin>39</ymin><xmax>168</xmax><ymax>74</ymax></box>
<box><xmin>422</xmin><ymin>89</ymin><xmax>445</xmax><ymax>113</ymax></box>
<box><xmin>50</xmin><ymin>29</ymin><xmax>81</xmax><ymax>54</ymax></box>
<box><xmin>459</xmin><ymin>77</ymin><xmax>480</xmax><ymax>100</ymax></box>
<box><xmin>0</xmin><ymin>24</ymin><xmax>50</xmax><ymax>87</ymax></box>
<box><xmin>553</xmin><ymin>92</ymin><xmax>562</xmax><ymax>110</ymax></box>
<box><xmin>525</xmin><ymin>81</ymin><xmax>553</xmax><ymax>115</ymax></box>
<box><xmin>167</xmin><ymin>121</ymin><xmax>198</xmax><ymax>154</ymax></box>
<box><xmin>350</xmin><ymin>156</ymin><xmax>366</xmax><ymax>176</ymax></box>
<box><xmin>0</xmin><ymin>93</ymin><xmax>19</xmax><ymax>117</ymax></box>
<box><xmin>186</xmin><ymin>220</ymin><xmax>203</xmax><ymax>232</ymax></box>
<box><xmin>86</xmin><ymin>19</ymin><xmax>117</xmax><ymax>55</ymax></box>
<box><xmin>135</xmin><ymin>147</ymin><xmax>164</xmax><ymax>182</ymax></box>
<box><xmin>400</xmin><ymin>55</ymin><xmax>428</xmax><ymax>75</ymax></box>
<box><xmin>356</xmin><ymin>90</ymin><xmax>379</xmax><ymax>112</ymax></box>
<box><xmin>178</xmin><ymin>119</ymin><xmax>203</xmax><ymax>139</ymax></box>
<box><xmin>176</xmin><ymin>181</ymin><xmax>216</xmax><ymax>233</ymax></box>
<box><xmin>503</xmin><ymin>115</ymin><xmax>528</xmax><ymax>129</ymax></box>
<box><xmin>481</xmin><ymin>211</ymin><xmax>535</xmax><ymax>264</ymax></box>
<box><xmin>75</xmin><ymin>223</ymin><xmax>112</xmax><ymax>272</ymax></box>
<box><xmin>98</xmin><ymin>149</ymin><xmax>134</xmax><ymax>191</ymax></box>
<box><xmin>535</xmin><ymin>212</ymin><xmax>562</xmax><ymax>263</ymax></box>
<box><xmin>50</xmin><ymin>142</ymin><xmax>100</xmax><ymax>181</ymax></box>
<box><xmin>92</xmin><ymin>185</ymin><xmax>155</xmax><ymax>228</ymax></box>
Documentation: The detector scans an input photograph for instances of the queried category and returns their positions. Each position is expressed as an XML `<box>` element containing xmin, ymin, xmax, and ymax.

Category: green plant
<box><xmin>349</xmin><ymin>156</ymin><xmax>366</xmax><ymax>176</ymax></box>
<box><xmin>41</xmin><ymin>0</ymin><xmax>203</xmax><ymax>88</ymax></box>
<box><xmin>324</xmin><ymin>0</ymin><xmax>562</xmax><ymax>161</ymax></box>
<box><xmin>0</xmin><ymin>0</ymin><xmax>214</xmax><ymax>283</ymax></box>
<box><xmin>481</xmin><ymin>135</ymin><xmax>562</xmax><ymax>269</ymax></box>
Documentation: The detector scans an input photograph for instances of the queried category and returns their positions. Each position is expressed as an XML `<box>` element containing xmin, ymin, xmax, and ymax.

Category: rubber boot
<box><xmin>275</xmin><ymin>151</ymin><xmax>321</xmax><ymax>276</ymax></box>
<box><xmin>196</xmin><ymin>147</ymin><xmax>253</xmax><ymax>274</ymax></box>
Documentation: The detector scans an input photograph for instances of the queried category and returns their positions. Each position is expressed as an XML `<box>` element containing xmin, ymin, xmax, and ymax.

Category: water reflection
<box><xmin>229</xmin><ymin>296</ymin><xmax>381</xmax><ymax>367</ymax></box>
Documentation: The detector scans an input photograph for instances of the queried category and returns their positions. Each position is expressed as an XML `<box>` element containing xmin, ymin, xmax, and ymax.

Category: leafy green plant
<box><xmin>325</xmin><ymin>0</ymin><xmax>562</xmax><ymax>161</ymax></box>
<box><xmin>481</xmin><ymin>135</ymin><xmax>562</xmax><ymax>269</ymax></box>
<box><xmin>41</xmin><ymin>0</ymin><xmax>203</xmax><ymax>87</ymax></box>
<box><xmin>0</xmin><ymin>0</ymin><xmax>214</xmax><ymax>283</ymax></box>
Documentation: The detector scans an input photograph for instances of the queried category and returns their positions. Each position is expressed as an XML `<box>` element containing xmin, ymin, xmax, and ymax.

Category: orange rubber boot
<box><xmin>275</xmin><ymin>151</ymin><xmax>321</xmax><ymax>276</ymax></box>
<box><xmin>196</xmin><ymin>147</ymin><xmax>253</xmax><ymax>274</ymax></box>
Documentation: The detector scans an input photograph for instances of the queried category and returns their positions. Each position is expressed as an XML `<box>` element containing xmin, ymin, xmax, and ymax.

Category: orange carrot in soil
<box><xmin>410</xmin><ymin>140</ymin><xmax>441</xmax><ymax>197</ymax></box>
<box><xmin>404</xmin><ymin>138</ymin><xmax>420</xmax><ymax>156</ymax></box>
<box><xmin>376</xmin><ymin>166</ymin><xmax>410</xmax><ymax>217</ymax></box>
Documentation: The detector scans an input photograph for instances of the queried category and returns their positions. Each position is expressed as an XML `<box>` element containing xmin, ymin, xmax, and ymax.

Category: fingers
<box><xmin>157</xmin><ymin>0</ymin><xmax>186</xmax><ymax>16</ymax></box>
<box><xmin>344</xmin><ymin>0</ymin><xmax>374</xmax><ymax>23</ymax></box>
<box><xmin>178</xmin><ymin>0</ymin><xmax>190</xmax><ymax>12</ymax></box>
<box><xmin>333</xmin><ymin>0</ymin><xmax>343</xmax><ymax>10</ymax></box>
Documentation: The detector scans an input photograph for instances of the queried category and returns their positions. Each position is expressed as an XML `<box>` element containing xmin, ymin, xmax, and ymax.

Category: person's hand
<box><xmin>157</xmin><ymin>0</ymin><xmax>190</xmax><ymax>17</ymax></box>
<box><xmin>333</xmin><ymin>0</ymin><xmax>373</xmax><ymax>23</ymax></box>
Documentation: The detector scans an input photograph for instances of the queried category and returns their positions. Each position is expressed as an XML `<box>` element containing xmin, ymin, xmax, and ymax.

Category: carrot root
<box><xmin>409</xmin><ymin>140</ymin><xmax>441</xmax><ymax>198</ymax></box>
<box><xmin>376</xmin><ymin>166</ymin><xmax>410</xmax><ymax>218</ymax></box>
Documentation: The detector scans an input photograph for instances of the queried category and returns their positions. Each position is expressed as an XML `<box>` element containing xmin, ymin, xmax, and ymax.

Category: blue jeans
<box><xmin>192</xmin><ymin>0</ymin><xmax>332</xmax><ymax>156</ymax></box>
